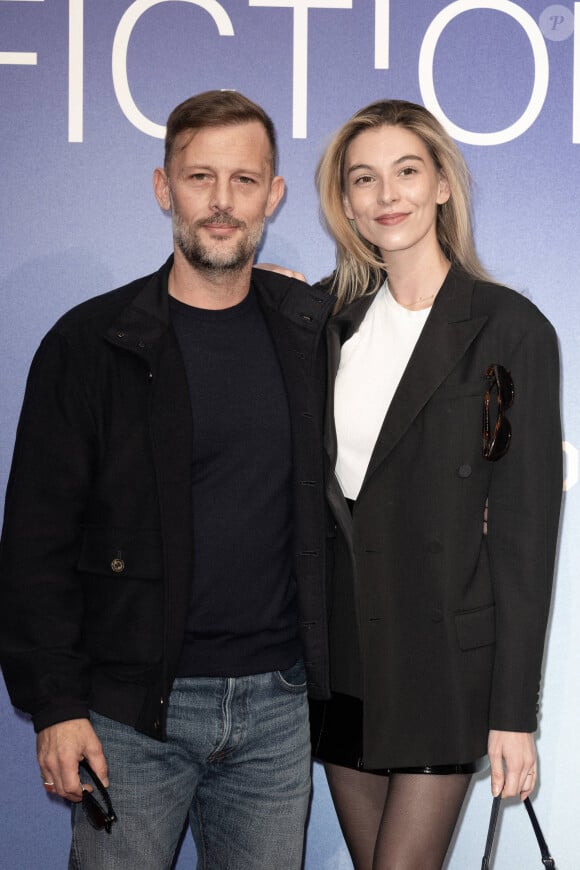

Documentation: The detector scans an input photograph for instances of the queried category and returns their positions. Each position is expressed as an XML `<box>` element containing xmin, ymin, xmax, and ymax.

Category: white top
<box><xmin>334</xmin><ymin>282</ymin><xmax>431</xmax><ymax>499</ymax></box>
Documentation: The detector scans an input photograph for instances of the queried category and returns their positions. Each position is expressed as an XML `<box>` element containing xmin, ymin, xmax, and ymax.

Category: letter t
<box><xmin>249</xmin><ymin>0</ymin><xmax>351</xmax><ymax>138</ymax></box>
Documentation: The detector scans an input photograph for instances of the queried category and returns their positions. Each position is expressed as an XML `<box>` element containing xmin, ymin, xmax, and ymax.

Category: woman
<box><xmin>275</xmin><ymin>99</ymin><xmax>562</xmax><ymax>869</ymax></box>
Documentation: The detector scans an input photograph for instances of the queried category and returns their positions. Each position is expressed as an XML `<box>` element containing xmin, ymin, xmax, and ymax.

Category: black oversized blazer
<box><xmin>0</xmin><ymin>257</ymin><xmax>334</xmax><ymax>739</ymax></box>
<box><xmin>324</xmin><ymin>267</ymin><xmax>562</xmax><ymax>769</ymax></box>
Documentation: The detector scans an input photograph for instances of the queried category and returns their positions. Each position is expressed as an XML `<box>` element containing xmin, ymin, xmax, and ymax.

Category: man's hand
<box><xmin>488</xmin><ymin>730</ymin><xmax>537</xmax><ymax>800</ymax></box>
<box><xmin>254</xmin><ymin>263</ymin><xmax>307</xmax><ymax>283</ymax></box>
<box><xmin>37</xmin><ymin>719</ymin><xmax>108</xmax><ymax>802</ymax></box>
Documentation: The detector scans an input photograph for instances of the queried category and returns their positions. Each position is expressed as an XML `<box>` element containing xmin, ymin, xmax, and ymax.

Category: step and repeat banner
<box><xmin>1</xmin><ymin>2</ymin><xmax>579</xmax><ymax>867</ymax></box>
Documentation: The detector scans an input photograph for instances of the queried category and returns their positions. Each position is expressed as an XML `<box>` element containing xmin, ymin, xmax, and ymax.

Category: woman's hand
<box><xmin>488</xmin><ymin>730</ymin><xmax>537</xmax><ymax>800</ymax></box>
<box><xmin>254</xmin><ymin>263</ymin><xmax>307</xmax><ymax>282</ymax></box>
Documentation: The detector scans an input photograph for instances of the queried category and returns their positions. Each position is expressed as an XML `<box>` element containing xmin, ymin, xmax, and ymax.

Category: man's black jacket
<box><xmin>0</xmin><ymin>257</ymin><xmax>333</xmax><ymax>739</ymax></box>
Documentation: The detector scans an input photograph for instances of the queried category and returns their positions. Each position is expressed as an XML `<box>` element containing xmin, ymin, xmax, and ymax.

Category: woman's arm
<box><xmin>486</xmin><ymin>315</ymin><xmax>562</xmax><ymax>796</ymax></box>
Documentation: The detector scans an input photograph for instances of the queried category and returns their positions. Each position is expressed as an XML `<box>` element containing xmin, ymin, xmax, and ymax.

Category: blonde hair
<box><xmin>316</xmin><ymin>99</ymin><xmax>491</xmax><ymax>310</ymax></box>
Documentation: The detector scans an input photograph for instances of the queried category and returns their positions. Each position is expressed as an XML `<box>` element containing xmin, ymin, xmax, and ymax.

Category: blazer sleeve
<box><xmin>0</xmin><ymin>328</ymin><xmax>96</xmax><ymax>731</ymax></box>
<box><xmin>486</xmin><ymin>315</ymin><xmax>562</xmax><ymax>732</ymax></box>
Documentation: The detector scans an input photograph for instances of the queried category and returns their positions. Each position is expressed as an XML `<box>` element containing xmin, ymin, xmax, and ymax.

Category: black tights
<box><xmin>325</xmin><ymin>762</ymin><xmax>471</xmax><ymax>870</ymax></box>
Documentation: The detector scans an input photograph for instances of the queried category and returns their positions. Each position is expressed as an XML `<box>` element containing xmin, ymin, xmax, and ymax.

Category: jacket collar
<box><xmin>105</xmin><ymin>256</ymin><xmax>173</xmax><ymax>364</ymax></box>
<box><xmin>250</xmin><ymin>266</ymin><xmax>335</xmax><ymax>334</ymax></box>
<box><xmin>105</xmin><ymin>256</ymin><xmax>334</xmax><ymax>365</ymax></box>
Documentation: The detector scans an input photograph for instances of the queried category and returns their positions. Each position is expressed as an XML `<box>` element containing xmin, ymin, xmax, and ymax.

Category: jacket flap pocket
<box><xmin>432</xmin><ymin>379</ymin><xmax>485</xmax><ymax>400</ymax></box>
<box><xmin>455</xmin><ymin>604</ymin><xmax>495</xmax><ymax>650</ymax></box>
<box><xmin>77</xmin><ymin>527</ymin><xmax>163</xmax><ymax>580</ymax></box>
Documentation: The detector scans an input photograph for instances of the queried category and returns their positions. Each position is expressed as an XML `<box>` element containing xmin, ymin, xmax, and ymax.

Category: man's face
<box><xmin>154</xmin><ymin>122</ymin><xmax>284</xmax><ymax>274</ymax></box>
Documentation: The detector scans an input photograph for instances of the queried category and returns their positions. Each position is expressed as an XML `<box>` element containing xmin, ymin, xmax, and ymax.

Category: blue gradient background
<box><xmin>1</xmin><ymin>2</ymin><xmax>578</xmax><ymax>866</ymax></box>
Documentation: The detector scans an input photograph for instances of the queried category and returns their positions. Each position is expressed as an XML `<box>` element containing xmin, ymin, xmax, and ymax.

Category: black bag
<box><xmin>481</xmin><ymin>795</ymin><xmax>556</xmax><ymax>868</ymax></box>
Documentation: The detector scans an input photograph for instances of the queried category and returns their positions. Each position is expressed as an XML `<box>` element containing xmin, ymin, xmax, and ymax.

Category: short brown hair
<box><xmin>164</xmin><ymin>90</ymin><xmax>277</xmax><ymax>174</ymax></box>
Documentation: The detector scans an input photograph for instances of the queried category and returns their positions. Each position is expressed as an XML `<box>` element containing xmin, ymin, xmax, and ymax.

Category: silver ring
<box><xmin>43</xmin><ymin>781</ymin><xmax>55</xmax><ymax>787</ymax></box>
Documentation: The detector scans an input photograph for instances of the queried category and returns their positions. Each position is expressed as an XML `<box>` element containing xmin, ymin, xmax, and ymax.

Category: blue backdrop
<box><xmin>1</xmin><ymin>2</ymin><xmax>579</xmax><ymax>866</ymax></box>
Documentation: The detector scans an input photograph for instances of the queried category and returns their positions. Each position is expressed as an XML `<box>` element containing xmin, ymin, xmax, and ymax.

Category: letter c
<box><xmin>112</xmin><ymin>0</ymin><xmax>234</xmax><ymax>138</ymax></box>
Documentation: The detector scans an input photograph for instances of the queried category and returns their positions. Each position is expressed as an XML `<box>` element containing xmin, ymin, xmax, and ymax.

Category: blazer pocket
<box><xmin>77</xmin><ymin>526</ymin><xmax>163</xmax><ymax>580</ymax></box>
<box><xmin>432</xmin><ymin>379</ymin><xmax>485</xmax><ymax>400</ymax></box>
<box><xmin>455</xmin><ymin>604</ymin><xmax>496</xmax><ymax>650</ymax></box>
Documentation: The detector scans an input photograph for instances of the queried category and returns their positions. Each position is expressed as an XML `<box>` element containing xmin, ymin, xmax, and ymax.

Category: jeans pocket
<box><xmin>275</xmin><ymin>659</ymin><xmax>307</xmax><ymax>693</ymax></box>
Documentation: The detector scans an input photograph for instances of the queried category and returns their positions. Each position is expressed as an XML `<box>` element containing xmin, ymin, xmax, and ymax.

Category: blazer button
<box><xmin>457</xmin><ymin>464</ymin><xmax>472</xmax><ymax>478</ymax></box>
<box><xmin>110</xmin><ymin>558</ymin><xmax>125</xmax><ymax>573</ymax></box>
<box><xmin>427</xmin><ymin>540</ymin><xmax>442</xmax><ymax>555</ymax></box>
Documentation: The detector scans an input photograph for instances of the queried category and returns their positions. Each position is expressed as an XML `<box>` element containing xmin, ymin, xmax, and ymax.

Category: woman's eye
<box><xmin>399</xmin><ymin>166</ymin><xmax>417</xmax><ymax>176</ymax></box>
<box><xmin>354</xmin><ymin>175</ymin><xmax>374</xmax><ymax>185</ymax></box>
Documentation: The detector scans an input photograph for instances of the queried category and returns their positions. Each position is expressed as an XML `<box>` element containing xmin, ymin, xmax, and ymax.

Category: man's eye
<box><xmin>237</xmin><ymin>176</ymin><xmax>255</xmax><ymax>185</ymax></box>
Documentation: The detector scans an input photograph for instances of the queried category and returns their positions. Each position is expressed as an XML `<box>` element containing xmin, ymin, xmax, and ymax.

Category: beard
<box><xmin>172</xmin><ymin>210</ymin><xmax>265</xmax><ymax>274</ymax></box>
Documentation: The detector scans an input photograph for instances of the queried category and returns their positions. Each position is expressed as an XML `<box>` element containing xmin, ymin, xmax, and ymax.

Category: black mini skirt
<box><xmin>310</xmin><ymin>692</ymin><xmax>488</xmax><ymax>775</ymax></box>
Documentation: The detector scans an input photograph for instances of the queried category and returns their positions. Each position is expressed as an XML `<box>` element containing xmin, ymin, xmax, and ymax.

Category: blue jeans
<box><xmin>69</xmin><ymin>662</ymin><xmax>311</xmax><ymax>869</ymax></box>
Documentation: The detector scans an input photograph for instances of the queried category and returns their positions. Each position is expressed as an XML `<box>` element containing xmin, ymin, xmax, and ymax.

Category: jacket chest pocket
<box><xmin>424</xmin><ymin>380</ymin><xmax>486</xmax><ymax>464</ymax></box>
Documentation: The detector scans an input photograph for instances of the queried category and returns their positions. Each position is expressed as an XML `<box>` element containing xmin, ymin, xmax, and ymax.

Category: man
<box><xmin>0</xmin><ymin>90</ymin><xmax>332</xmax><ymax>868</ymax></box>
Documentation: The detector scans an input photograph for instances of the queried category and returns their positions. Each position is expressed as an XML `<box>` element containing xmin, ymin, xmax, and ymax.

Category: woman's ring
<box><xmin>43</xmin><ymin>781</ymin><xmax>55</xmax><ymax>787</ymax></box>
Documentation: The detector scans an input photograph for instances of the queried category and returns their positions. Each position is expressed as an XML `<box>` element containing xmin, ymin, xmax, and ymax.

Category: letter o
<box><xmin>112</xmin><ymin>0</ymin><xmax>234</xmax><ymax>138</ymax></box>
<box><xmin>418</xmin><ymin>0</ymin><xmax>549</xmax><ymax>145</ymax></box>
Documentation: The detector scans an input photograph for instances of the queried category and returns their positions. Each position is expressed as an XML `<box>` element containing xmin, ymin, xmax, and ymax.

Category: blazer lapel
<box><xmin>360</xmin><ymin>269</ymin><xmax>488</xmax><ymax>493</ymax></box>
<box><xmin>324</xmin><ymin>294</ymin><xmax>375</xmax><ymax>537</ymax></box>
<box><xmin>324</xmin><ymin>293</ymin><xmax>375</xmax><ymax>464</ymax></box>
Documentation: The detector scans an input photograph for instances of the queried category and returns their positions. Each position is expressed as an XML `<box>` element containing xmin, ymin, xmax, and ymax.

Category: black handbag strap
<box><xmin>481</xmin><ymin>795</ymin><xmax>556</xmax><ymax>869</ymax></box>
<box><xmin>481</xmin><ymin>796</ymin><xmax>501</xmax><ymax>869</ymax></box>
<box><xmin>524</xmin><ymin>797</ymin><xmax>556</xmax><ymax>868</ymax></box>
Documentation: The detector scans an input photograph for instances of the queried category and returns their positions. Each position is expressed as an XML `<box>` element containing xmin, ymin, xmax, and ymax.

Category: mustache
<box><xmin>195</xmin><ymin>213</ymin><xmax>245</xmax><ymax>229</ymax></box>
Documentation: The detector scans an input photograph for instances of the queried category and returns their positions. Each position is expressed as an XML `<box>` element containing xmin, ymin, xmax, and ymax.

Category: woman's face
<box><xmin>342</xmin><ymin>124</ymin><xmax>450</xmax><ymax>263</ymax></box>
